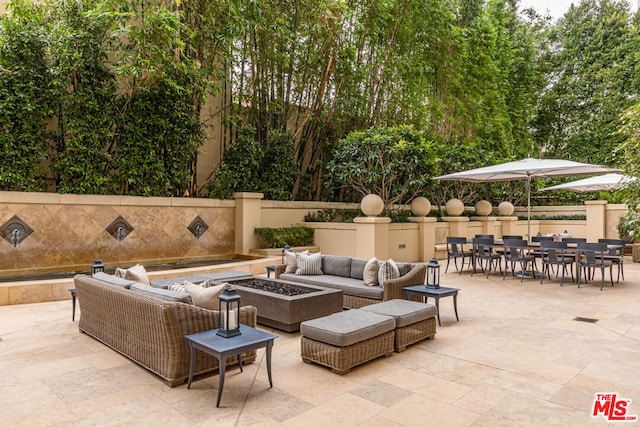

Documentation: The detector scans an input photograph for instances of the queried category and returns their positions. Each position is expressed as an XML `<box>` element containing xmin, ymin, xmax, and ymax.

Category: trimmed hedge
<box><xmin>255</xmin><ymin>226</ymin><xmax>314</xmax><ymax>248</ymax></box>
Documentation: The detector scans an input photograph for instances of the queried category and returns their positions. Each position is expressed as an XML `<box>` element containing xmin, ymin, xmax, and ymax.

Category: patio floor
<box><xmin>1</xmin><ymin>261</ymin><xmax>639</xmax><ymax>426</ymax></box>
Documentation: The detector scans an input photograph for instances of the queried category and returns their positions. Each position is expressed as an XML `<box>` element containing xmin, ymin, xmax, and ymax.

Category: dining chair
<box><xmin>530</xmin><ymin>235</ymin><xmax>554</xmax><ymax>270</ymax></box>
<box><xmin>502</xmin><ymin>235</ymin><xmax>523</xmax><ymax>240</ymax></box>
<box><xmin>475</xmin><ymin>234</ymin><xmax>494</xmax><ymax>242</ymax></box>
<box><xmin>471</xmin><ymin>238</ymin><xmax>502</xmax><ymax>278</ymax></box>
<box><xmin>445</xmin><ymin>237</ymin><xmax>473</xmax><ymax>274</ymax></box>
<box><xmin>576</xmin><ymin>242</ymin><xmax>614</xmax><ymax>291</ymax></box>
<box><xmin>539</xmin><ymin>241</ymin><xmax>575</xmax><ymax>286</ymax></box>
<box><xmin>598</xmin><ymin>238</ymin><xmax>625</xmax><ymax>283</ymax></box>
<box><xmin>502</xmin><ymin>239</ymin><xmax>536</xmax><ymax>282</ymax></box>
<box><xmin>562</xmin><ymin>237</ymin><xmax>587</xmax><ymax>244</ymax></box>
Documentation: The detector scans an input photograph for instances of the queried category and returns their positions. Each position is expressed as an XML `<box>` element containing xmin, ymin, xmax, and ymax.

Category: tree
<box><xmin>326</xmin><ymin>126</ymin><xmax>438</xmax><ymax>213</ymax></box>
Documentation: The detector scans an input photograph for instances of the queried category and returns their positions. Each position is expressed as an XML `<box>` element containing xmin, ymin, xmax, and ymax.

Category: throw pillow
<box><xmin>378</xmin><ymin>258</ymin><xmax>400</xmax><ymax>286</ymax></box>
<box><xmin>115</xmin><ymin>264</ymin><xmax>151</xmax><ymax>286</ymax></box>
<box><xmin>168</xmin><ymin>283</ymin><xmax>186</xmax><ymax>293</ymax></box>
<box><xmin>363</xmin><ymin>257</ymin><xmax>379</xmax><ymax>286</ymax></box>
<box><xmin>295</xmin><ymin>252</ymin><xmax>323</xmax><ymax>275</ymax></box>
<box><xmin>184</xmin><ymin>282</ymin><xmax>226</xmax><ymax>310</ymax></box>
<box><xmin>285</xmin><ymin>250</ymin><xmax>308</xmax><ymax>273</ymax></box>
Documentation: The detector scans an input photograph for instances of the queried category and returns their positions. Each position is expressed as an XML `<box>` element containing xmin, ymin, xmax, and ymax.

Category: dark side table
<box><xmin>185</xmin><ymin>325</ymin><xmax>278</xmax><ymax>407</ymax></box>
<box><xmin>403</xmin><ymin>285</ymin><xmax>460</xmax><ymax>327</ymax></box>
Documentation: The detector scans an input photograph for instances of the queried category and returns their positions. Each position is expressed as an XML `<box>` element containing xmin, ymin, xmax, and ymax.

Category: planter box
<box><xmin>633</xmin><ymin>244</ymin><xmax>640</xmax><ymax>263</ymax></box>
<box><xmin>248</xmin><ymin>246</ymin><xmax>320</xmax><ymax>258</ymax></box>
<box><xmin>224</xmin><ymin>277</ymin><xmax>342</xmax><ymax>332</ymax></box>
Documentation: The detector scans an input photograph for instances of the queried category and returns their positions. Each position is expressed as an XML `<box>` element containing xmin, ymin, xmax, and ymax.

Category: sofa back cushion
<box><xmin>397</xmin><ymin>263</ymin><xmax>412</xmax><ymax>276</ymax></box>
<box><xmin>350</xmin><ymin>258</ymin><xmax>367</xmax><ymax>280</ymax></box>
<box><xmin>93</xmin><ymin>272</ymin><xmax>136</xmax><ymax>289</ymax></box>
<box><xmin>130</xmin><ymin>282</ymin><xmax>193</xmax><ymax>304</ymax></box>
<box><xmin>321</xmin><ymin>255</ymin><xmax>352</xmax><ymax>277</ymax></box>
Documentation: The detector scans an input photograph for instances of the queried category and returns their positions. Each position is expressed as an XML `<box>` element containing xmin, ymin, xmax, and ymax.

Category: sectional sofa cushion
<box><xmin>129</xmin><ymin>282</ymin><xmax>193</xmax><ymax>304</ymax></box>
<box><xmin>279</xmin><ymin>273</ymin><xmax>384</xmax><ymax>300</ymax></box>
<box><xmin>350</xmin><ymin>258</ymin><xmax>368</xmax><ymax>280</ymax></box>
<box><xmin>321</xmin><ymin>255</ymin><xmax>352</xmax><ymax>277</ymax></box>
<box><xmin>92</xmin><ymin>272</ymin><xmax>136</xmax><ymax>289</ymax></box>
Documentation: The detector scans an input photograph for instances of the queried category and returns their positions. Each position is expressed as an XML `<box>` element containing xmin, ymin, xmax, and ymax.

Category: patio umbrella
<box><xmin>540</xmin><ymin>173</ymin><xmax>635</xmax><ymax>193</ymax></box>
<box><xmin>433</xmin><ymin>158</ymin><xmax>619</xmax><ymax>241</ymax></box>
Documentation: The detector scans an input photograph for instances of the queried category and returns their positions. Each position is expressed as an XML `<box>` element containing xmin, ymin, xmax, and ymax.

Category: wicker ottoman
<box><xmin>361</xmin><ymin>299</ymin><xmax>437</xmax><ymax>352</ymax></box>
<box><xmin>300</xmin><ymin>310</ymin><xmax>395</xmax><ymax>374</ymax></box>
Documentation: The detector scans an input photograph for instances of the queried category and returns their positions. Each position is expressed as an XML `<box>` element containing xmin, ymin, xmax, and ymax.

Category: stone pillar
<box><xmin>471</xmin><ymin>216</ymin><xmax>497</xmax><ymax>235</ymax></box>
<box><xmin>408</xmin><ymin>217</ymin><xmax>438</xmax><ymax>261</ymax></box>
<box><xmin>233</xmin><ymin>192</ymin><xmax>264</xmax><ymax>255</ymax></box>
<box><xmin>354</xmin><ymin>217</ymin><xmax>391</xmax><ymax>260</ymax></box>
<box><xmin>585</xmin><ymin>200</ymin><xmax>607</xmax><ymax>243</ymax></box>
<box><xmin>441</xmin><ymin>216</ymin><xmax>470</xmax><ymax>239</ymax></box>
<box><xmin>499</xmin><ymin>217</ymin><xmax>519</xmax><ymax>237</ymax></box>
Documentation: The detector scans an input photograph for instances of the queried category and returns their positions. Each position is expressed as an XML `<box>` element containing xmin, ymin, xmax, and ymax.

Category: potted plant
<box><xmin>617</xmin><ymin>210</ymin><xmax>640</xmax><ymax>243</ymax></box>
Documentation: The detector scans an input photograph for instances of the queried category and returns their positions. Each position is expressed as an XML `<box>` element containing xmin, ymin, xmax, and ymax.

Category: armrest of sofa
<box><xmin>274</xmin><ymin>264</ymin><xmax>287</xmax><ymax>279</ymax></box>
<box><xmin>382</xmin><ymin>263</ymin><xmax>426</xmax><ymax>301</ymax></box>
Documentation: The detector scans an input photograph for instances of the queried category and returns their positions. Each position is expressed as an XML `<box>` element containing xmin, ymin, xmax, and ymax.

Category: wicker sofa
<box><xmin>74</xmin><ymin>274</ymin><xmax>258</xmax><ymax>387</ymax></box>
<box><xmin>274</xmin><ymin>255</ymin><xmax>426</xmax><ymax>309</ymax></box>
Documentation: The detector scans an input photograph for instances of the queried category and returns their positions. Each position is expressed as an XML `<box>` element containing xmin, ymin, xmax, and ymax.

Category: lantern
<box><xmin>91</xmin><ymin>259</ymin><xmax>105</xmax><ymax>276</ymax></box>
<box><xmin>217</xmin><ymin>285</ymin><xmax>242</xmax><ymax>338</ymax></box>
<box><xmin>426</xmin><ymin>258</ymin><xmax>440</xmax><ymax>289</ymax></box>
<box><xmin>282</xmin><ymin>244</ymin><xmax>291</xmax><ymax>264</ymax></box>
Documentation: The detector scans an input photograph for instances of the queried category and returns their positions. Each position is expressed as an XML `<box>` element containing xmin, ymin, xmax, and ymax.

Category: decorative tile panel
<box><xmin>106</xmin><ymin>215</ymin><xmax>134</xmax><ymax>243</ymax></box>
<box><xmin>187</xmin><ymin>216</ymin><xmax>209</xmax><ymax>239</ymax></box>
<box><xmin>0</xmin><ymin>215</ymin><xmax>34</xmax><ymax>248</ymax></box>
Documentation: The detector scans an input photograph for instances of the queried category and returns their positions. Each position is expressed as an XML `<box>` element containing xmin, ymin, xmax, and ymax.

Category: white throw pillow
<box><xmin>115</xmin><ymin>264</ymin><xmax>151</xmax><ymax>286</ymax></box>
<box><xmin>184</xmin><ymin>282</ymin><xmax>226</xmax><ymax>310</ymax></box>
<box><xmin>295</xmin><ymin>252</ymin><xmax>323</xmax><ymax>275</ymax></box>
<box><xmin>363</xmin><ymin>257</ymin><xmax>380</xmax><ymax>286</ymax></box>
<box><xmin>168</xmin><ymin>283</ymin><xmax>186</xmax><ymax>293</ymax></box>
<box><xmin>378</xmin><ymin>258</ymin><xmax>400</xmax><ymax>286</ymax></box>
<box><xmin>285</xmin><ymin>250</ymin><xmax>308</xmax><ymax>273</ymax></box>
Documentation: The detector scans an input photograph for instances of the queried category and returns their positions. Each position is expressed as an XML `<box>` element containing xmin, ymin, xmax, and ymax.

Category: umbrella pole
<box><xmin>527</xmin><ymin>175</ymin><xmax>531</xmax><ymax>242</ymax></box>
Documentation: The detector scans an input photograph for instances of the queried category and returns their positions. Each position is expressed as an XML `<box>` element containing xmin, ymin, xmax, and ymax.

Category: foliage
<box><xmin>208</xmin><ymin>126</ymin><xmax>263</xmax><ymax>199</ymax></box>
<box><xmin>254</xmin><ymin>226</ymin><xmax>314</xmax><ymax>248</ymax></box>
<box><xmin>326</xmin><ymin>126</ymin><xmax>438</xmax><ymax>213</ymax></box>
<box><xmin>259</xmin><ymin>130</ymin><xmax>298</xmax><ymax>201</ymax></box>
<box><xmin>304</xmin><ymin>209</ymin><xmax>361</xmax><ymax>223</ymax></box>
<box><xmin>0</xmin><ymin>0</ymin><xmax>53</xmax><ymax>191</ymax></box>
<box><xmin>617</xmin><ymin>210</ymin><xmax>640</xmax><ymax>242</ymax></box>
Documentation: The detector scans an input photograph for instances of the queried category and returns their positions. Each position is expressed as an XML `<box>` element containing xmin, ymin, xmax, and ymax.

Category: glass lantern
<box><xmin>217</xmin><ymin>285</ymin><xmax>242</xmax><ymax>338</ymax></box>
<box><xmin>425</xmin><ymin>258</ymin><xmax>440</xmax><ymax>289</ymax></box>
<box><xmin>91</xmin><ymin>258</ymin><xmax>105</xmax><ymax>276</ymax></box>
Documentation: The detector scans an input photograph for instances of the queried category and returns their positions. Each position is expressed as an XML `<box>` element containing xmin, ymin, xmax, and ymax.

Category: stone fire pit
<box><xmin>224</xmin><ymin>277</ymin><xmax>343</xmax><ymax>332</ymax></box>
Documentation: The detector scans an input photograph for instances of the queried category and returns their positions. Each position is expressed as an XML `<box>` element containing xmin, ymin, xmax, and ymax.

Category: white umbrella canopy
<box><xmin>541</xmin><ymin>173</ymin><xmax>635</xmax><ymax>193</ymax></box>
<box><xmin>433</xmin><ymin>158</ymin><xmax>620</xmax><ymax>240</ymax></box>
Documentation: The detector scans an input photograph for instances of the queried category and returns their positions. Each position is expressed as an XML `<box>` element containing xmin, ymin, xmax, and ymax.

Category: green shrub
<box><xmin>254</xmin><ymin>226</ymin><xmax>314</xmax><ymax>248</ymax></box>
<box><xmin>617</xmin><ymin>211</ymin><xmax>640</xmax><ymax>242</ymax></box>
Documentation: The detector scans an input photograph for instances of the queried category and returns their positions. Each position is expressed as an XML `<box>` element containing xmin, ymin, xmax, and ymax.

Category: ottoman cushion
<box><xmin>361</xmin><ymin>299</ymin><xmax>437</xmax><ymax>328</ymax></box>
<box><xmin>300</xmin><ymin>310</ymin><xmax>395</xmax><ymax>347</ymax></box>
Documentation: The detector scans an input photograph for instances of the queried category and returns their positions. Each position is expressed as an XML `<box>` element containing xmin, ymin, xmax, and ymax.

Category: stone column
<box><xmin>354</xmin><ymin>217</ymin><xmax>391</xmax><ymax>260</ymax></box>
<box><xmin>471</xmin><ymin>216</ymin><xmax>497</xmax><ymax>235</ymax></box>
<box><xmin>233</xmin><ymin>192</ymin><xmax>264</xmax><ymax>255</ymax></box>
<box><xmin>499</xmin><ymin>217</ymin><xmax>520</xmax><ymax>237</ymax></box>
<box><xmin>585</xmin><ymin>200</ymin><xmax>607</xmax><ymax>243</ymax></box>
<box><xmin>441</xmin><ymin>216</ymin><xmax>470</xmax><ymax>239</ymax></box>
<box><xmin>408</xmin><ymin>217</ymin><xmax>438</xmax><ymax>262</ymax></box>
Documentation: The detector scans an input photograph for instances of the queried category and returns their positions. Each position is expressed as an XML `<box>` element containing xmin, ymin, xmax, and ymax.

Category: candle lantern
<box><xmin>281</xmin><ymin>244</ymin><xmax>291</xmax><ymax>264</ymax></box>
<box><xmin>91</xmin><ymin>259</ymin><xmax>105</xmax><ymax>276</ymax></box>
<box><xmin>425</xmin><ymin>258</ymin><xmax>440</xmax><ymax>289</ymax></box>
<box><xmin>217</xmin><ymin>285</ymin><xmax>242</xmax><ymax>338</ymax></box>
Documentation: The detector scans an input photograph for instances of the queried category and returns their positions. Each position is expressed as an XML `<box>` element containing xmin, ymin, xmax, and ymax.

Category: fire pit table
<box><xmin>223</xmin><ymin>277</ymin><xmax>343</xmax><ymax>332</ymax></box>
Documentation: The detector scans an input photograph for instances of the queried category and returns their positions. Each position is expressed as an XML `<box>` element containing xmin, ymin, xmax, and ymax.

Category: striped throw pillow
<box><xmin>377</xmin><ymin>258</ymin><xmax>400</xmax><ymax>286</ymax></box>
<box><xmin>295</xmin><ymin>252</ymin><xmax>323</xmax><ymax>275</ymax></box>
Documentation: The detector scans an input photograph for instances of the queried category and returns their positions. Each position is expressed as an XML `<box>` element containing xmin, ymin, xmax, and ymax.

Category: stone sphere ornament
<box><xmin>445</xmin><ymin>198</ymin><xmax>465</xmax><ymax>216</ymax></box>
<box><xmin>410</xmin><ymin>197</ymin><xmax>431</xmax><ymax>217</ymax></box>
<box><xmin>498</xmin><ymin>201</ymin><xmax>515</xmax><ymax>216</ymax></box>
<box><xmin>360</xmin><ymin>194</ymin><xmax>384</xmax><ymax>217</ymax></box>
<box><xmin>475</xmin><ymin>200</ymin><xmax>492</xmax><ymax>217</ymax></box>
